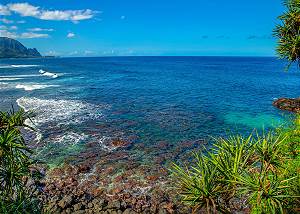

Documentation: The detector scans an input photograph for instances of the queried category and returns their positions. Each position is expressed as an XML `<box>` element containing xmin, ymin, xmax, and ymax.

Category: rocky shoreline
<box><xmin>30</xmin><ymin>138</ymin><xmax>250</xmax><ymax>213</ymax></box>
<box><xmin>34</xmin><ymin>163</ymin><xmax>190</xmax><ymax>214</ymax></box>
<box><xmin>273</xmin><ymin>97</ymin><xmax>300</xmax><ymax>112</ymax></box>
<box><xmin>31</xmin><ymin>139</ymin><xmax>199</xmax><ymax>213</ymax></box>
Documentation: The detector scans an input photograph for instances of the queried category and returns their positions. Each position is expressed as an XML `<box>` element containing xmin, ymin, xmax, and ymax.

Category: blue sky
<box><xmin>0</xmin><ymin>0</ymin><xmax>284</xmax><ymax>56</ymax></box>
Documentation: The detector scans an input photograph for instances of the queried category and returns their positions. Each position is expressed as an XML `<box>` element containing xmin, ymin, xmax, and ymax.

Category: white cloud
<box><xmin>0</xmin><ymin>30</ymin><xmax>17</xmax><ymax>38</ymax></box>
<box><xmin>67</xmin><ymin>32</ymin><xmax>75</xmax><ymax>38</ymax></box>
<box><xmin>28</xmin><ymin>28</ymin><xmax>54</xmax><ymax>32</ymax></box>
<box><xmin>44</xmin><ymin>50</ymin><xmax>59</xmax><ymax>56</ymax></box>
<box><xmin>84</xmin><ymin>50</ymin><xmax>94</xmax><ymax>55</ymax></box>
<box><xmin>10</xmin><ymin>25</ymin><xmax>18</xmax><ymax>30</ymax></box>
<box><xmin>8</xmin><ymin>3</ymin><xmax>40</xmax><ymax>16</ymax></box>
<box><xmin>0</xmin><ymin>5</ymin><xmax>10</xmax><ymax>15</ymax></box>
<box><xmin>20</xmin><ymin>32</ymin><xmax>49</xmax><ymax>39</ymax></box>
<box><xmin>0</xmin><ymin>29</ymin><xmax>49</xmax><ymax>39</ymax></box>
<box><xmin>0</xmin><ymin>18</ymin><xmax>14</xmax><ymax>24</ymax></box>
<box><xmin>0</xmin><ymin>25</ymin><xmax>7</xmax><ymax>30</ymax></box>
<box><xmin>68</xmin><ymin>50</ymin><xmax>79</xmax><ymax>56</ymax></box>
<box><xmin>4</xmin><ymin>3</ymin><xmax>98</xmax><ymax>22</ymax></box>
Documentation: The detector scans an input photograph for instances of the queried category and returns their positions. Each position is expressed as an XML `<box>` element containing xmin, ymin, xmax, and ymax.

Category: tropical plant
<box><xmin>172</xmin><ymin>153</ymin><xmax>226</xmax><ymax>213</ymax></box>
<box><xmin>274</xmin><ymin>0</ymin><xmax>300</xmax><ymax>68</ymax></box>
<box><xmin>235</xmin><ymin>171</ymin><xmax>296</xmax><ymax>214</ymax></box>
<box><xmin>0</xmin><ymin>109</ymin><xmax>42</xmax><ymax>214</ymax></box>
<box><xmin>172</xmin><ymin>123</ymin><xmax>300</xmax><ymax>213</ymax></box>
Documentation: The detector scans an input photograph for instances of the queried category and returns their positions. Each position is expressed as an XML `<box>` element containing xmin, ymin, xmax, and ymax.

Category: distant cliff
<box><xmin>0</xmin><ymin>37</ymin><xmax>42</xmax><ymax>58</ymax></box>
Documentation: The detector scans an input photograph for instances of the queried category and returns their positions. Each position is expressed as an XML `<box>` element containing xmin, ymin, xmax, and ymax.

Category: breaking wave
<box><xmin>16</xmin><ymin>84</ymin><xmax>57</xmax><ymax>91</ymax></box>
<box><xmin>39</xmin><ymin>70</ymin><xmax>59</xmax><ymax>78</ymax></box>
<box><xmin>0</xmin><ymin>77</ymin><xmax>23</xmax><ymax>81</ymax></box>
<box><xmin>16</xmin><ymin>97</ymin><xmax>107</xmax><ymax>127</ymax></box>
<box><xmin>0</xmin><ymin>65</ymin><xmax>39</xmax><ymax>68</ymax></box>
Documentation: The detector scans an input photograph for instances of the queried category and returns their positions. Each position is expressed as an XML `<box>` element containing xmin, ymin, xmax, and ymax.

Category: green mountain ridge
<box><xmin>0</xmin><ymin>37</ymin><xmax>42</xmax><ymax>58</ymax></box>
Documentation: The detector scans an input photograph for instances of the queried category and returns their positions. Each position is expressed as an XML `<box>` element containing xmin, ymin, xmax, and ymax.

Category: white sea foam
<box><xmin>0</xmin><ymin>77</ymin><xmax>23</xmax><ymax>81</ymax></box>
<box><xmin>52</xmin><ymin>132</ymin><xmax>88</xmax><ymax>146</ymax></box>
<box><xmin>43</xmin><ymin>72</ymin><xmax>58</xmax><ymax>79</ymax></box>
<box><xmin>39</xmin><ymin>69</ymin><xmax>59</xmax><ymax>78</ymax></box>
<box><xmin>16</xmin><ymin>84</ymin><xmax>57</xmax><ymax>91</ymax></box>
<box><xmin>11</xmin><ymin>65</ymin><xmax>38</xmax><ymax>68</ymax></box>
<box><xmin>0</xmin><ymin>82</ymin><xmax>9</xmax><ymax>89</ymax></box>
<box><xmin>16</xmin><ymin>97</ymin><xmax>106</xmax><ymax>127</ymax></box>
<box><xmin>0</xmin><ymin>65</ymin><xmax>38</xmax><ymax>68</ymax></box>
<box><xmin>0</xmin><ymin>74</ymin><xmax>40</xmax><ymax>78</ymax></box>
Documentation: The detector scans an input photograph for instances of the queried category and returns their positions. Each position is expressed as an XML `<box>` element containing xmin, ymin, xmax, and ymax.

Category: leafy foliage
<box><xmin>172</xmin><ymin>117</ymin><xmax>300</xmax><ymax>213</ymax></box>
<box><xmin>274</xmin><ymin>0</ymin><xmax>300</xmax><ymax>68</ymax></box>
<box><xmin>0</xmin><ymin>109</ymin><xmax>42</xmax><ymax>213</ymax></box>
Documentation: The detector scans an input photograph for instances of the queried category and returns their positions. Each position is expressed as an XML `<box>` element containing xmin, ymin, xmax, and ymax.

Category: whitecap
<box><xmin>0</xmin><ymin>77</ymin><xmax>23</xmax><ymax>81</ymax></box>
<box><xmin>0</xmin><ymin>74</ymin><xmax>40</xmax><ymax>78</ymax></box>
<box><xmin>42</xmin><ymin>72</ymin><xmax>58</xmax><ymax>79</ymax></box>
<box><xmin>0</xmin><ymin>65</ymin><xmax>39</xmax><ymax>68</ymax></box>
<box><xmin>52</xmin><ymin>132</ymin><xmax>88</xmax><ymax>146</ymax></box>
<box><xmin>11</xmin><ymin>65</ymin><xmax>38</xmax><ymax>68</ymax></box>
<box><xmin>16</xmin><ymin>97</ymin><xmax>107</xmax><ymax>127</ymax></box>
<box><xmin>39</xmin><ymin>69</ymin><xmax>59</xmax><ymax>78</ymax></box>
<box><xmin>16</xmin><ymin>84</ymin><xmax>57</xmax><ymax>91</ymax></box>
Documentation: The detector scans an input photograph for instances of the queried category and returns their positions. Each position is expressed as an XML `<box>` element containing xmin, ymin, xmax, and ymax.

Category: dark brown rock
<box><xmin>273</xmin><ymin>97</ymin><xmax>300</xmax><ymax>112</ymax></box>
<box><xmin>58</xmin><ymin>195</ymin><xmax>73</xmax><ymax>209</ymax></box>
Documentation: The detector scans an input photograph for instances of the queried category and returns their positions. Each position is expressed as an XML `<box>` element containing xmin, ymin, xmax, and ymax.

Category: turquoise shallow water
<box><xmin>0</xmin><ymin>56</ymin><xmax>298</xmax><ymax>166</ymax></box>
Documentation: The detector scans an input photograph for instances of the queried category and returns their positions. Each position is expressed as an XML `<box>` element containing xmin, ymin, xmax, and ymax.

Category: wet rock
<box><xmin>158</xmin><ymin>208</ymin><xmax>168</xmax><ymax>214</ymax></box>
<box><xmin>73</xmin><ymin>211</ymin><xmax>86</xmax><ymax>214</ymax></box>
<box><xmin>88</xmin><ymin>202</ymin><xmax>94</xmax><ymax>208</ymax></box>
<box><xmin>112</xmin><ymin>139</ymin><xmax>132</xmax><ymax>148</ymax></box>
<box><xmin>107</xmin><ymin>200</ymin><xmax>121</xmax><ymax>210</ymax></box>
<box><xmin>146</xmin><ymin>175</ymin><xmax>159</xmax><ymax>182</ymax></box>
<box><xmin>58</xmin><ymin>195</ymin><xmax>73</xmax><ymax>209</ymax></box>
<box><xmin>78</xmin><ymin>164</ymin><xmax>91</xmax><ymax>173</ymax></box>
<box><xmin>273</xmin><ymin>97</ymin><xmax>300</xmax><ymax>112</ymax></box>
<box><xmin>92</xmin><ymin>187</ymin><xmax>104</xmax><ymax>197</ymax></box>
<box><xmin>73</xmin><ymin>202</ymin><xmax>84</xmax><ymax>211</ymax></box>
<box><xmin>123</xmin><ymin>208</ymin><xmax>136</xmax><ymax>214</ymax></box>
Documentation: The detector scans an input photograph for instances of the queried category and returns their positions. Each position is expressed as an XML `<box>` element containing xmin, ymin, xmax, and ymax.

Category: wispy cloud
<box><xmin>0</xmin><ymin>18</ymin><xmax>14</xmax><ymax>24</ymax></box>
<box><xmin>10</xmin><ymin>25</ymin><xmax>18</xmax><ymax>30</ymax></box>
<box><xmin>67</xmin><ymin>32</ymin><xmax>75</xmax><ymax>38</ymax></box>
<box><xmin>1</xmin><ymin>3</ymin><xmax>99</xmax><ymax>22</ymax></box>
<box><xmin>28</xmin><ymin>28</ymin><xmax>54</xmax><ymax>32</ymax></box>
<box><xmin>20</xmin><ymin>32</ymin><xmax>49</xmax><ymax>38</ymax></box>
<box><xmin>0</xmin><ymin>29</ymin><xmax>49</xmax><ymax>39</ymax></box>
<box><xmin>0</xmin><ymin>30</ymin><xmax>16</xmax><ymax>38</ymax></box>
<box><xmin>247</xmin><ymin>35</ymin><xmax>272</xmax><ymax>40</ymax></box>
<box><xmin>84</xmin><ymin>50</ymin><xmax>95</xmax><ymax>55</ymax></box>
<box><xmin>0</xmin><ymin>5</ymin><xmax>10</xmax><ymax>15</ymax></box>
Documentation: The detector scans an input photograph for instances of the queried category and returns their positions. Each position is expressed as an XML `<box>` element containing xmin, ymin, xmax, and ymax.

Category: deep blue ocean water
<box><xmin>0</xmin><ymin>56</ymin><xmax>299</xmax><ymax>166</ymax></box>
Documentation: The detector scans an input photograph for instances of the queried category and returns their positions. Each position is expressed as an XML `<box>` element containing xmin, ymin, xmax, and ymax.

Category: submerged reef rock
<box><xmin>273</xmin><ymin>97</ymin><xmax>300</xmax><ymax>113</ymax></box>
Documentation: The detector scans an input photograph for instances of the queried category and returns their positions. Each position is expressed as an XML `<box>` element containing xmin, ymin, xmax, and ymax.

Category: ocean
<box><xmin>0</xmin><ymin>56</ymin><xmax>298</xmax><ymax>167</ymax></box>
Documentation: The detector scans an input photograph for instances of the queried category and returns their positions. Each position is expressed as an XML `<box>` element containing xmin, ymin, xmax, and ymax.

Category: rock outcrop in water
<box><xmin>0</xmin><ymin>37</ymin><xmax>42</xmax><ymax>58</ymax></box>
<box><xmin>273</xmin><ymin>97</ymin><xmax>300</xmax><ymax>112</ymax></box>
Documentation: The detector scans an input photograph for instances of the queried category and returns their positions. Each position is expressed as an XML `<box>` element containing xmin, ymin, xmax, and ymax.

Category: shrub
<box><xmin>274</xmin><ymin>0</ymin><xmax>300</xmax><ymax>69</ymax></box>
<box><xmin>172</xmin><ymin>117</ymin><xmax>300</xmax><ymax>213</ymax></box>
<box><xmin>0</xmin><ymin>109</ymin><xmax>42</xmax><ymax>213</ymax></box>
